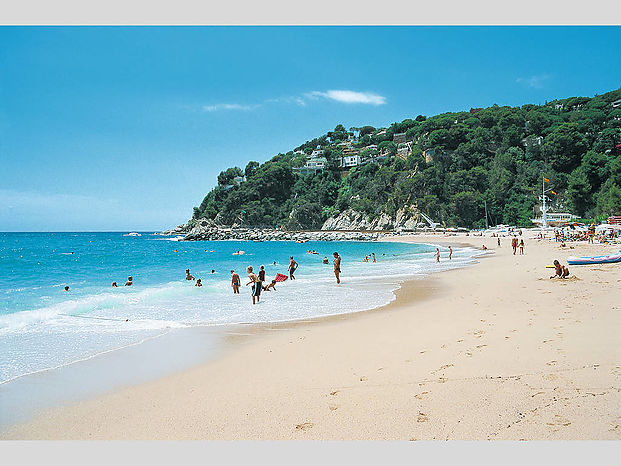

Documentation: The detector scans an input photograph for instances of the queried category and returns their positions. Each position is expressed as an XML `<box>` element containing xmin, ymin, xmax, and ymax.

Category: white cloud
<box><xmin>306</xmin><ymin>90</ymin><xmax>387</xmax><ymax>105</ymax></box>
<box><xmin>202</xmin><ymin>103</ymin><xmax>259</xmax><ymax>112</ymax></box>
<box><xmin>516</xmin><ymin>74</ymin><xmax>550</xmax><ymax>89</ymax></box>
<box><xmin>200</xmin><ymin>89</ymin><xmax>386</xmax><ymax>113</ymax></box>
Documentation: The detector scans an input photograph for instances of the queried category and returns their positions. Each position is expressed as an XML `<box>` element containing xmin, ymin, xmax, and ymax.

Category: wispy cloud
<box><xmin>516</xmin><ymin>74</ymin><xmax>550</xmax><ymax>89</ymax></box>
<box><xmin>201</xmin><ymin>89</ymin><xmax>386</xmax><ymax>113</ymax></box>
<box><xmin>306</xmin><ymin>90</ymin><xmax>387</xmax><ymax>105</ymax></box>
<box><xmin>202</xmin><ymin>103</ymin><xmax>259</xmax><ymax>112</ymax></box>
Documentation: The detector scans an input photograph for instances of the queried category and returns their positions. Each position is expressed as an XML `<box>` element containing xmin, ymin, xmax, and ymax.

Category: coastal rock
<box><xmin>321</xmin><ymin>207</ymin><xmax>419</xmax><ymax>231</ymax></box>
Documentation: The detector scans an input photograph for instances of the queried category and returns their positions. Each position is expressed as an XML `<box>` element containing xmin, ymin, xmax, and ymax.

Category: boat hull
<box><xmin>567</xmin><ymin>252</ymin><xmax>621</xmax><ymax>265</ymax></box>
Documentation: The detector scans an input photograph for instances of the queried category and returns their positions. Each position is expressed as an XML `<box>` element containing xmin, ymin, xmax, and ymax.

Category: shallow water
<box><xmin>0</xmin><ymin>232</ymin><xmax>477</xmax><ymax>385</ymax></box>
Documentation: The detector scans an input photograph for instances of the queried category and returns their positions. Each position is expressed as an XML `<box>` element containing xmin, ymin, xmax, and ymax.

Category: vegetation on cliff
<box><xmin>192</xmin><ymin>88</ymin><xmax>621</xmax><ymax>229</ymax></box>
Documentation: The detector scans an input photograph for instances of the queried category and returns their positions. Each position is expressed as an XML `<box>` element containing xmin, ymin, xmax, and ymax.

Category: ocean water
<box><xmin>0</xmin><ymin>232</ymin><xmax>478</xmax><ymax>385</ymax></box>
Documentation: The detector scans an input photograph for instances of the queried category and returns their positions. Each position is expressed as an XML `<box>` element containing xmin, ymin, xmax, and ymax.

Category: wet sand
<box><xmin>2</xmin><ymin>233</ymin><xmax>620</xmax><ymax>439</ymax></box>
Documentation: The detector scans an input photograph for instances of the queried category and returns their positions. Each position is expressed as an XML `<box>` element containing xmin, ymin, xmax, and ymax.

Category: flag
<box><xmin>551</xmin><ymin>191</ymin><xmax>557</xmax><ymax>195</ymax></box>
<box><xmin>544</xmin><ymin>177</ymin><xmax>550</xmax><ymax>183</ymax></box>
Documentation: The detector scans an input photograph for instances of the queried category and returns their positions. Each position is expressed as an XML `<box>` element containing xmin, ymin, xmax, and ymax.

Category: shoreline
<box><xmin>2</xmin><ymin>233</ymin><xmax>620</xmax><ymax>439</ymax></box>
<box><xmin>0</xmin><ymin>239</ymin><xmax>476</xmax><ymax>432</ymax></box>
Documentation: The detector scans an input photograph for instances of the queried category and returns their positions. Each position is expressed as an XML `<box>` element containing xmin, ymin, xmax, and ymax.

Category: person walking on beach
<box><xmin>511</xmin><ymin>236</ymin><xmax>518</xmax><ymax>255</ymax></box>
<box><xmin>497</xmin><ymin>237</ymin><xmax>501</xmax><ymax>247</ymax></box>
<box><xmin>448</xmin><ymin>246</ymin><xmax>453</xmax><ymax>260</ymax></box>
<box><xmin>333</xmin><ymin>252</ymin><xmax>341</xmax><ymax>284</ymax></box>
<box><xmin>435</xmin><ymin>248</ymin><xmax>440</xmax><ymax>263</ymax></box>
<box><xmin>246</xmin><ymin>266</ymin><xmax>261</xmax><ymax>304</ymax></box>
<box><xmin>519</xmin><ymin>239</ymin><xmax>525</xmax><ymax>255</ymax></box>
<box><xmin>231</xmin><ymin>270</ymin><xmax>240</xmax><ymax>294</ymax></box>
<box><xmin>288</xmin><ymin>256</ymin><xmax>298</xmax><ymax>280</ymax></box>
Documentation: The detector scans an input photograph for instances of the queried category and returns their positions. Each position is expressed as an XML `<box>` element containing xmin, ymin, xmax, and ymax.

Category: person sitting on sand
<box><xmin>333</xmin><ymin>252</ymin><xmax>341</xmax><ymax>284</ymax></box>
<box><xmin>323</xmin><ymin>256</ymin><xmax>329</xmax><ymax>264</ymax></box>
<box><xmin>263</xmin><ymin>280</ymin><xmax>277</xmax><ymax>292</ymax></box>
<box><xmin>550</xmin><ymin>260</ymin><xmax>563</xmax><ymax>279</ymax></box>
<box><xmin>112</xmin><ymin>282</ymin><xmax>118</xmax><ymax>287</ymax></box>
<box><xmin>231</xmin><ymin>270</ymin><xmax>240</xmax><ymax>294</ymax></box>
<box><xmin>185</xmin><ymin>269</ymin><xmax>195</xmax><ymax>281</ymax></box>
<box><xmin>246</xmin><ymin>266</ymin><xmax>261</xmax><ymax>304</ymax></box>
<box><xmin>195</xmin><ymin>279</ymin><xmax>202</xmax><ymax>287</ymax></box>
<box><xmin>288</xmin><ymin>257</ymin><xmax>298</xmax><ymax>280</ymax></box>
<box><xmin>125</xmin><ymin>276</ymin><xmax>133</xmax><ymax>286</ymax></box>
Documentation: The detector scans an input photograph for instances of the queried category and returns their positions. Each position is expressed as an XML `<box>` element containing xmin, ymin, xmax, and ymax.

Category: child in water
<box><xmin>195</xmin><ymin>279</ymin><xmax>202</xmax><ymax>287</ymax></box>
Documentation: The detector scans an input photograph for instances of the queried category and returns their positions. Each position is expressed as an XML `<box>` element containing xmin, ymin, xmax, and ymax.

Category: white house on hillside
<box><xmin>293</xmin><ymin>156</ymin><xmax>327</xmax><ymax>175</ymax></box>
<box><xmin>340</xmin><ymin>155</ymin><xmax>361</xmax><ymax>168</ymax></box>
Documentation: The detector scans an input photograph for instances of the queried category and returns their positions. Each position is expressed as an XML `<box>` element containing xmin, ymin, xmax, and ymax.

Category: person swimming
<box><xmin>125</xmin><ymin>276</ymin><xmax>133</xmax><ymax>286</ymax></box>
<box><xmin>211</xmin><ymin>269</ymin><xmax>215</xmax><ymax>274</ymax></box>
<box><xmin>185</xmin><ymin>269</ymin><xmax>195</xmax><ymax>280</ymax></box>
<box><xmin>111</xmin><ymin>282</ymin><xmax>118</xmax><ymax>287</ymax></box>
<box><xmin>323</xmin><ymin>256</ymin><xmax>329</xmax><ymax>264</ymax></box>
<box><xmin>195</xmin><ymin>279</ymin><xmax>202</xmax><ymax>287</ymax></box>
<box><xmin>64</xmin><ymin>286</ymin><xmax>69</xmax><ymax>291</ymax></box>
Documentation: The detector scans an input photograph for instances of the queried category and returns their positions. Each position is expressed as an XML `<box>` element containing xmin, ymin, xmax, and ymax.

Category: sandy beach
<box><xmin>2</xmin><ymin>233</ymin><xmax>620</xmax><ymax>440</ymax></box>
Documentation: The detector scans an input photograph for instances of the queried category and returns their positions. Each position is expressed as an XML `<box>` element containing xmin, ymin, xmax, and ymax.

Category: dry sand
<box><xmin>2</xmin><ymin>233</ymin><xmax>620</xmax><ymax>440</ymax></box>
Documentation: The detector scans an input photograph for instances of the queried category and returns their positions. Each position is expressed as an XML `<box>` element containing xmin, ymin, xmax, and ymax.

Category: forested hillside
<box><xmin>191</xmin><ymin>88</ymin><xmax>621</xmax><ymax>230</ymax></box>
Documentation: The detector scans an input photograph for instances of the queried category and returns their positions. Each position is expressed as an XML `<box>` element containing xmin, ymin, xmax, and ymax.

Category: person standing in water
<box><xmin>372</xmin><ymin>253</ymin><xmax>376</xmax><ymax>263</ymax></box>
<box><xmin>333</xmin><ymin>252</ymin><xmax>341</xmax><ymax>284</ymax></box>
<box><xmin>231</xmin><ymin>270</ymin><xmax>240</xmax><ymax>294</ymax></box>
<box><xmin>185</xmin><ymin>269</ymin><xmax>195</xmax><ymax>281</ymax></box>
<box><xmin>435</xmin><ymin>248</ymin><xmax>440</xmax><ymax>263</ymax></box>
<box><xmin>245</xmin><ymin>266</ymin><xmax>261</xmax><ymax>304</ymax></box>
<box><xmin>448</xmin><ymin>246</ymin><xmax>453</xmax><ymax>260</ymax></box>
<box><xmin>258</xmin><ymin>265</ymin><xmax>266</xmax><ymax>289</ymax></box>
<box><xmin>125</xmin><ymin>276</ymin><xmax>133</xmax><ymax>286</ymax></box>
<box><xmin>288</xmin><ymin>256</ymin><xmax>298</xmax><ymax>280</ymax></box>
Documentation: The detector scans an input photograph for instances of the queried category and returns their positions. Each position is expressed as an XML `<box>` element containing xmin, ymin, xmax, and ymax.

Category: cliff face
<box><xmin>321</xmin><ymin>207</ymin><xmax>421</xmax><ymax>231</ymax></box>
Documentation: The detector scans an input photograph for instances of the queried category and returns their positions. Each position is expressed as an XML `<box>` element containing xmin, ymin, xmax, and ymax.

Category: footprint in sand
<box><xmin>476</xmin><ymin>344</ymin><xmax>487</xmax><ymax>349</ymax></box>
<box><xmin>546</xmin><ymin>360</ymin><xmax>558</xmax><ymax>366</ymax></box>
<box><xmin>438</xmin><ymin>377</ymin><xmax>448</xmax><ymax>383</ymax></box>
<box><xmin>359</xmin><ymin>376</ymin><xmax>367</xmax><ymax>382</ymax></box>
<box><xmin>465</xmin><ymin>351</ymin><xmax>473</xmax><ymax>357</ymax></box>
<box><xmin>420</xmin><ymin>351</ymin><xmax>426</xmax><ymax>354</ymax></box>
<box><xmin>531</xmin><ymin>391</ymin><xmax>546</xmax><ymax>398</ymax></box>
<box><xmin>543</xmin><ymin>339</ymin><xmax>554</xmax><ymax>344</ymax></box>
<box><xmin>546</xmin><ymin>414</ymin><xmax>571</xmax><ymax>427</ymax></box>
<box><xmin>417</xmin><ymin>412</ymin><xmax>429</xmax><ymax>422</ymax></box>
<box><xmin>414</xmin><ymin>391</ymin><xmax>430</xmax><ymax>400</ymax></box>
<box><xmin>330</xmin><ymin>390</ymin><xmax>340</xmax><ymax>396</ymax></box>
<box><xmin>544</xmin><ymin>374</ymin><xmax>558</xmax><ymax>381</ymax></box>
<box><xmin>329</xmin><ymin>405</ymin><xmax>339</xmax><ymax>411</ymax></box>
<box><xmin>295</xmin><ymin>422</ymin><xmax>313</xmax><ymax>431</ymax></box>
<box><xmin>457</xmin><ymin>339</ymin><xmax>464</xmax><ymax>343</ymax></box>
<box><xmin>505</xmin><ymin>336</ymin><xmax>510</xmax><ymax>340</ymax></box>
<box><xmin>612</xmin><ymin>367</ymin><xmax>621</xmax><ymax>377</ymax></box>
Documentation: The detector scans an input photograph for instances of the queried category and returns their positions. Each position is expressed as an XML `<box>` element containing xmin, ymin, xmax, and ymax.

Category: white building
<box><xmin>293</xmin><ymin>156</ymin><xmax>327</xmax><ymax>175</ymax></box>
<box><xmin>612</xmin><ymin>98</ymin><xmax>621</xmax><ymax>108</ymax></box>
<box><xmin>340</xmin><ymin>155</ymin><xmax>361</xmax><ymax>168</ymax></box>
<box><xmin>311</xmin><ymin>148</ymin><xmax>325</xmax><ymax>157</ymax></box>
<box><xmin>233</xmin><ymin>175</ymin><xmax>246</xmax><ymax>185</ymax></box>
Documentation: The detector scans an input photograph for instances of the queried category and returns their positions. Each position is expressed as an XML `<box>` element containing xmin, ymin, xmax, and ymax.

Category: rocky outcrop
<box><xmin>159</xmin><ymin>217</ymin><xmax>381</xmax><ymax>241</ymax></box>
<box><xmin>321</xmin><ymin>207</ymin><xmax>421</xmax><ymax>231</ymax></box>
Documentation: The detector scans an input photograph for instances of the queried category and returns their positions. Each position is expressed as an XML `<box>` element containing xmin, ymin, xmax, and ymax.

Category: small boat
<box><xmin>123</xmin><ymin>232</ymin><xmax>141</xmax><ymax>237</ymax></box>
<box><xmin>567</xmin><ymin>251</ymin><xmax>621</xmax><ymax>265</ymax></box>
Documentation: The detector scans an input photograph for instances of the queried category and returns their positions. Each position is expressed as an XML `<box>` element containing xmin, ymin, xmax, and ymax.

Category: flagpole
<box><xmin>542</xmin><ymin>176</ymin><xmax>547</xmax><ymax>230</ymax></box>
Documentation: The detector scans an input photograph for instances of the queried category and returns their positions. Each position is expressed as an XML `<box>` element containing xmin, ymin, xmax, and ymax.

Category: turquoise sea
<box><xmin>0</xmin><ymin>232</ymin><xmax>478</xmax><ymax>385</ymax></box>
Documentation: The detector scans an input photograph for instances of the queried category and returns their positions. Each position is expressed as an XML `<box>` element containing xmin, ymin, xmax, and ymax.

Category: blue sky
<box><xmin>1</xmin><ymin>26</ymin><xmax>620</xmax><ymax>231</ymax></box>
